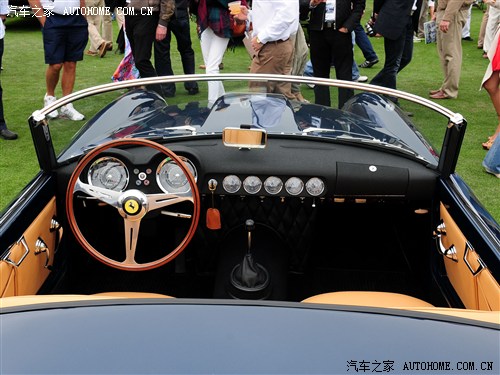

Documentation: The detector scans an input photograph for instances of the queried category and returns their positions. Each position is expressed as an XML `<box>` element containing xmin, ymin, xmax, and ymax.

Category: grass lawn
<box><xmin>0</xmin><ymin>6</ymin><xmax>499</xmax><ymax>223</ymax></box>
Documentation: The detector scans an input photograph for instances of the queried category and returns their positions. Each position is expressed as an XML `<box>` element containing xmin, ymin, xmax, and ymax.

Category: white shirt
<box><xmin>249</xmin><ymin>0</ymin><xmax>299</xmax><ymax>44</ymax></box>
<box><xmin>325</xmin><ymin>0</ymin><xmax>336</xmax><ymax>22</ymax></box>
<box><xmin>0</xmin><ymin>0</ymin><xmax>8</xmax><ymax>40</ymax></box>
<box><xmin>40</xmin><ymin>0</ymin><xmax>82</xmax><ymax>15</ymax></box>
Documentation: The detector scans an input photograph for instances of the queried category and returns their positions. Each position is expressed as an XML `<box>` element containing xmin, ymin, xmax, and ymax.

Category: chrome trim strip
<box><xmin>32</xmin><ymin>73</ymin><xmax>464</xmax><ymax>126</ymax></box>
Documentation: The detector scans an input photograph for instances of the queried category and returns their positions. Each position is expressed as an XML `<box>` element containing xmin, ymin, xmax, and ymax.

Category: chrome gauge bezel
<box><xmin>305</xmin><ymin>177</ymin><xmax>325</xmax><ymax>196</ymax></box>
<box><xmin>222</xmin><ymin>175</ymin><xmax>242</xmax><ymax>193</ymax></box>
<box><xmin>88</xmin><ymin>156</ymin><xmax>129</xmax><ymax>192</ymax></box>
<box><xmin>263</xmin><ymin>176</ymin><xmax>283</xmax><ymax>195</ymax></box>
<box><xmin>156</xmin><ymin>156</ymin><xmax>197</xmax><ymax>194</ymax></box>
<box><xmin>285</xmin><ymin>177</ymin><xmax>304</xmax><ymax>196</ymax></box>
<box><xmin>243</xmin><ymin>176</ymin><xmax>263</xmax><ymax>194</ymax></box>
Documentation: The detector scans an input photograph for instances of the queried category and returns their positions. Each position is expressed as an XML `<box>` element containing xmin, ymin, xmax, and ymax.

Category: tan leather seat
<box><xmin>94</xmin><ymin>292</ymin><xmax>173</xmax><ymax>298</ymax></box>
<box><xmin>301</xmin><ymin>291</ymin><xmax>434</xmax><ymax>308</ymax></box>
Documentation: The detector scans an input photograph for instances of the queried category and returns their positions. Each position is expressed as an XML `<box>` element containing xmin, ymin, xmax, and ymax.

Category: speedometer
<box><xmin>88</xmin><ymin>157</ymin><xmax>129</xmax><ymax>192</ymax></box>
<box><xmin>156</xmin><ymin>156</ymin><xmax>197</xmax><ymax>194</ymax></box>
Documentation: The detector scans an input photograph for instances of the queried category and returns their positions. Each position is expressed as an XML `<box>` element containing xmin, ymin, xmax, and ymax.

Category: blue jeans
<box><xmin>354</xmin><ymin>23</ymin><xmax>378</xmax><ymax>62</ymax></box>
<box><xmin>483</xmin><ymin>137</ymin><xmax>500</xmax><ymax>175</ymax></box>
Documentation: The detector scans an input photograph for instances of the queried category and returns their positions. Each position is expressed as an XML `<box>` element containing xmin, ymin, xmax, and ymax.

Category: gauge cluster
<box><xmin>220</xmin><ymin>175</ymin><xmax>325</xmax><ymax>197</ymax></box>
<box><xmin>85</xmin><ymin>153</ymin><xmax>322</xmax><ymax>198</ymax></box>
<box><xmin>87</xmin><ymin>155</ymin><xmax>198</xmax><ymax>194</ymax></box>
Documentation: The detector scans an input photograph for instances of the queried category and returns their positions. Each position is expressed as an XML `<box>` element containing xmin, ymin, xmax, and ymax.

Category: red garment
<box><xmin>492</xmin><ymin>35</ymin><xmax>500</xmax><ymax>71</ymax></box>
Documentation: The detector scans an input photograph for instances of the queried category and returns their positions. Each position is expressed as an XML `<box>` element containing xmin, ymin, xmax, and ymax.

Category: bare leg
<box><xmin>61</xmin><ymin>61</ymin><xmax>77</xmax><ymax>97</ymax></box>
<box><xmin>482</xmin><ymin>72</ymin><xmax>500</xmax><ymax>144</ymax></box>
<box><xmin>46</xmin><ymin>63</ymin><xmax>63</xmax><ymax>96</ymax></box>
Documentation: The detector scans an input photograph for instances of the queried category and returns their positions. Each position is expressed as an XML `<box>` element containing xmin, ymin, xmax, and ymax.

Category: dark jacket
<box><xmin>308</xmin><ymin>0</ymin><xmax>365</xmax><ymax>32</ymax></box>
<box><xmin>372</xmin><ymin>0</ymin><xmax>418</xmax><ymax>40</ymax></box>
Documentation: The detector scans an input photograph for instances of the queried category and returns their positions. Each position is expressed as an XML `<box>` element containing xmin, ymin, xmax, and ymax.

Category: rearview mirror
<box><xmin>222</xmin><ymin>127</ymin><xmax>267</xmax><ymax>149</ymax></box>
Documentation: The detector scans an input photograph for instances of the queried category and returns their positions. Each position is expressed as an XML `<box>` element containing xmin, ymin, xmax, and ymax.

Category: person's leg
<box><xmin>154</xmin><ymin>26</ymin><xmax>176</xmax><ymax>96</ymax></box>
<box><xmin>478</xmin><ymin>5</ymin><xmax>489</xmax><ymax>49</ymax></box>
<box><xmin>370</xmin><ymin>34</ymin><xmax>405</xmax><ymax>90</ymax></box>
<box><xmin>61</xmin><ymin>61</ymin><xmax>76</xmax><ymax>96</ymax></box>
<box><xmin>172</xmin><ymin>15</ymin><xmax>198</xmax><ymax>92</ymax></box>
<box><xmin>86</xmin><ymin>0</ymin><xmax>106</xmax><ymax>53</ymax></box>
<box><xmin>333</xmin><ymin>30</ymin><xmax>354</xmax><ymax>108</ymax></box>
<box><xmin>483</xmin><ymin>73</ymin><xmax>500</xmax><ymax>146</ymax></box>
<box><xmin>127</xmin><ymin>14</ymin><xmax>159</xmax><ymax>81</ymax></box>
<box><xmin>200</xmin><ymin>27</ymin><xmax>229</xmax><ymax>105</ymax></box>
<box><xmin>103</xmin><ymin>11</ymin><xmax>113</xmax><ymax>43</ymax></box>
<box><xmin>354</xmin><ymin>23</ymin><xmax>378</xmax><ymax>62</ymax></box>
<box><xmin>439</xmin><ymin>8</ymin><xmax>466</xmax><ymax>98</ymax></box>
<box><xmin>461</xmin><ymin>5</ymin><xmax>472</xmax><ymax>39</ymax></box>
<box><xmin>310</xmin><ymin>29</ymin><xmax>334</xmax><ymax>106</ymax></box>
<box><xmin>398</xmin><ymin>18</ymin><xmax>414</xmax><ymax>74</ymax></box>
<box><xmin>482</xmin><ymin>128</ymin><xmax>500</xmax><ymax>176</ymax></box>
<box><xmin>46</xmin><ymin>64</ymin><xmax>63</xmax><ymax>97</ymax></box>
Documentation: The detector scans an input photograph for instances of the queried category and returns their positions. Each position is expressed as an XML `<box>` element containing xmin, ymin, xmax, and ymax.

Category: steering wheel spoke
<box><xmin>147</xmin><ymin>192</ymin><xmax>194</xmax><ymax>211</ymax></box>
<box><xmin>123</xmin><ymin>218</ymin><xmax>141</xmax><ymax>265</ymax></box>
<box><xmin>75</xmin><ymin>178</ymin><xmax>122</xmax><ymax>208</ymax></box>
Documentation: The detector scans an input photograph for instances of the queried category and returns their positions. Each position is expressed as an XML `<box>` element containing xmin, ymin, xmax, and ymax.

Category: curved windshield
<box><xmin>49</xmin><ymin>76</ymin><xmax>444</xmax><ymax>166</ymax></box>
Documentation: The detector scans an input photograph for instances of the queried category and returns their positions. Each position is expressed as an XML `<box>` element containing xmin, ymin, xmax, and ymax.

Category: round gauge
<box><xmin>88</xmin><ymin>157</ymin><xmax>129</xmax><ymax>192</ymax></box>
<box><xmin>243</xmin><ymin>176</ymin><xmax>262</xmax><ymax>194</ymax></box>
<box><xmin>264</xmin><ymin>176</ymin><xmax>283</xmax><ymax>195</ymax></box>
<box><xmin>285</xmin><ymin>177</ymin><xmax>304</xmax><ymax>196</ymax></box>
<box><xmin>222</xmin><ymin>175</ymin><xmax>242</xmax><ymax>193</ymax></box>
<box><xmin>305</xmin><ymin>177</ymin><xmax>325</xmax><ymax>196</ymax></box>
<box><xmin>156</xmin><ymin>156</ymin><xmax>197</xmax><ymax>194</ymax></box>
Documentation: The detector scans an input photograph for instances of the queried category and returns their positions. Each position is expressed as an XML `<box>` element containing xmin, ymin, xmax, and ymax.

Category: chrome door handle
<box><xmin>434</xmin><ymin>221</ymin><xmax>458</xmax><ymax>262</ymax></box>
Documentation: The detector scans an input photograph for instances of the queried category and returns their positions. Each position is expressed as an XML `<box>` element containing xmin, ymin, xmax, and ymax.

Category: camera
<box><xmin>365</xmin><ymin>22</ymin><xmax>376</xmax><ymax>37</ymax></box>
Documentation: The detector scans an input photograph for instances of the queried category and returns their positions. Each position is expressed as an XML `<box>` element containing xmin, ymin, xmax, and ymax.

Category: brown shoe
<box><xmin>98</xmin><ymin>42</ymin><xmax>111</xmax><ymax>58</ymax></box>
<box><xmin>106</xmin><ymin>42</ymin><xmax>113</xmax><ymax>51</ymax></box>
<box><xmin>85</xmin><ymin>50</ymin><xmax>98</xmax><ymax>56</ymax></box>
<box><xmin>199</xmin><ymin>63</ymin><xmax>224</xmax><ymax>70</ymax></box>
<box><xmin>430</xmin><ymin>91</ymin><xmax>449</xmax><ymax>99</ymax></box>
<box><xmin>429</xmin><ymin>89</ymin><xmax>442</xmax><ymax>95</ymax></box>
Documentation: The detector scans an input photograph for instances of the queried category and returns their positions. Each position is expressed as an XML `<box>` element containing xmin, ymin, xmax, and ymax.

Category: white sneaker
<box><xmin>60</xmin><ymin>103</ymin><xmax>85</xmax><ymax>121</ymax></box>
<box><xmin>44</xmin><ymin>94</ymin><xmax>59</xmax><ymax>119</ymax></box>
<box><xmin>356</xmin><ymin>75</ymin><xmax>368</xmax><ymax>83</ymax></box>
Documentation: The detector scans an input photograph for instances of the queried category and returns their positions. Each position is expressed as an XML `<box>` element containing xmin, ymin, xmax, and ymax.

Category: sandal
<box><xmin>482</xmin><ymin>136</ymin><xmax>494</xmax><ymax>150</ymax></box>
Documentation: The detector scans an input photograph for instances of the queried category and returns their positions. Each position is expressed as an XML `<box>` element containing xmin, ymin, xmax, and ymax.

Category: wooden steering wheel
<box><xmin>66</xmin><ymin>138</ymin><xmax>200</xmax><ymax>271</ymax></box>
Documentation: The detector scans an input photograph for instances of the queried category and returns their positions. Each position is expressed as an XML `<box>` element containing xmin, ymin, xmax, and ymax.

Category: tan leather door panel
<box><xmin>438</xmin><ymin>203</ymin><xmax>499</xmax><ymax>311</ymax></box>
<box><xmin>0</xmin><ymin>197</ymin><xmax>62</xmax><ymax>297</ymax></box>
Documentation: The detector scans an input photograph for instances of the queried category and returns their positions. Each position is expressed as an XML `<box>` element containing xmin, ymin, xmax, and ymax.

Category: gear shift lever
<box><xmin>229</xmin><ymin>219</ymin><xmax>271</xmax><ymax>298</ymax></box>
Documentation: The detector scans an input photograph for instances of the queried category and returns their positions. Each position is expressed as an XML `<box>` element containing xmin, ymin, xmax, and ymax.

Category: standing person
<box><xmin>29</xmin><ymin>0</ymin><xmax>88</xmax><ymax>121</ymax></box>
<box><xmin>429</xmin><ymin>0</ymin><xmax>473</xmax><ymax>100</ymax></box>
<box><xmin>0</xmin><ymin>0</ymin><xmax>17</xmax><ymax>140</ymax></box>
<box><xmin>307</xmin><ymin>0</ymin><xmax>365</xmax><ymax>108</ymax></box>
<box><xmin>195</xmin><ymin>0</ymin><xmax>247</xmax><ymax>106</ymax></box>
<box><xmin>369</xmin><ymin>0</ymin><xmax>419</xmax><ymax>103</ymax></box>
<box><xmin>234</xmin><ymin>0</ymin><xmax>299</xmax><ymax>99</ymax></box>
<box><xmin>85</xmin><ymin>0</ymin><xmax>112</xmax><ymax>57</ymax></box>
<box><xmin>124</xmin><ymin>0</ymin><xmax>175</xmax><ymax>97</ymax></box>
<box><xmin>154</xmin><ymin>0</ymin><xmax>199</xmax><ymax>98</ymax></box>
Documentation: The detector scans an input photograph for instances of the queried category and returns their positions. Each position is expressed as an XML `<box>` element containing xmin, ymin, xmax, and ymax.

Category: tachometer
<box><xmin>88</xmin><ymin>157</ymin><xmax>129</xmax><ymax>192</ymax></box>
<box><xmin>157</xmin><ymin>157</ymin><xmax>197</xmax><ymax>194</ymax></box>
